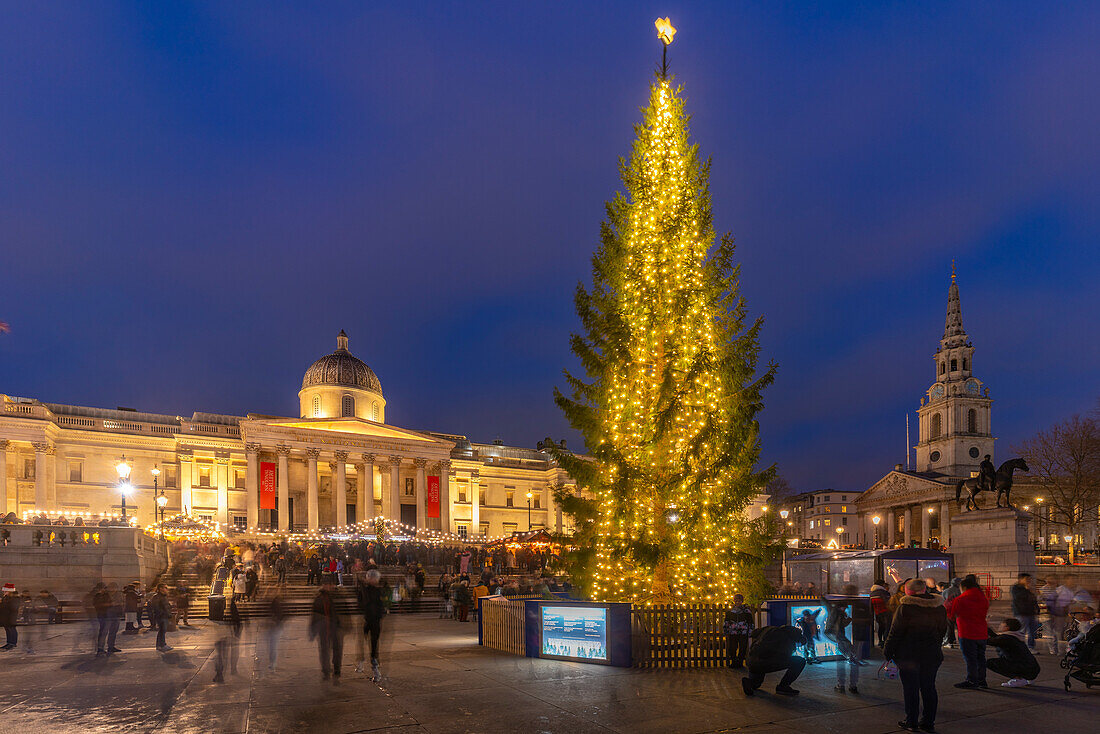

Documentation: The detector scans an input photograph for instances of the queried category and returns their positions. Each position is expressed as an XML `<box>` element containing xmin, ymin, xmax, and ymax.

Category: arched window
<box><xmin>967</xmin><ymin>409</ymin><xmax>977</xmax><ymax>433</ymax></box>
<box><xmin>372</xmin><ymin>402</ymin><xmax>379</xmax><ymax>422</ymax></box>
<box><xmin>312</xmin><ymin>395</ymin><xmax>321</xmax><ymax>417</ymax></box>
<box><xmin>341</xmin><ymin>394</ymin><xmax>355</xmax><ymax>417</ymax></box>
<box><xmin>939</xmin><ymin>362</ymin><xmax>945</xmax><ymax>375</ymax></box>
<box><xmin>950</xmin><ymin>359</ymin><xmax>958</xmax><ymax>371</ymax></box>
<box><xmin>930</xmin><ymin>413</ymin><xmax>942</xmax><ymax>439</ymax></box>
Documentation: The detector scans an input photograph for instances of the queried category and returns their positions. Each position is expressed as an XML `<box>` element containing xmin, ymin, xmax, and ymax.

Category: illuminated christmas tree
<box><xmin>554</xmin><ymin>19</ymin><xmax>777</xmax><ymax>605</ymax></box>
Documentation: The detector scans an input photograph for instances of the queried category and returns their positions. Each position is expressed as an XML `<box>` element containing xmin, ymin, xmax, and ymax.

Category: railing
<box><xmin>632</xmin><ymin>604</ymin><xmax>732</xmax><ymax>669</ymax></box>
<box><xmin>480</xmin><ymin>595</ymin><xmax>537</xmax><ymax>656</ymax></box>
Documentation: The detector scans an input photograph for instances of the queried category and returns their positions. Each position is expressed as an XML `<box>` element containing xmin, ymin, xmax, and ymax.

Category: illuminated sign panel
<box><xmin>540</xmin><ymin>605</ymin><xmax>608</xmax><ymax>662</ymax></box>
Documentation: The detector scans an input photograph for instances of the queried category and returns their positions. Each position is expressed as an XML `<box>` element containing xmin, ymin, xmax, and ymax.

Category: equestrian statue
<box><xmin>955</xmin><ymin>457</ymin><xmax>1029</xmax><ymax>511</ymax></box>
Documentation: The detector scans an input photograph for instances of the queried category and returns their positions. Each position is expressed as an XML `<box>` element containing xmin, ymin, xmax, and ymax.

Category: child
<box><xmin>795</xmin><ymin>609</ymin><xmax>820</xmax><ymax>664</ymax></box>
<box><xmin>1067</xmin><ymin>604</ymin><xmax>1097</xmax><ymax>654</ymax></box>
<box><xmin>986</xmin><ymin>618</ymin><xmax>1039</xmax><ymax>687</ymax></box>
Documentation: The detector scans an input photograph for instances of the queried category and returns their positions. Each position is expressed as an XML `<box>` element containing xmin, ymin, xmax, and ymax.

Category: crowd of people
<box><xmin>730</xmin><ymin>572</ymin><xmax>1098</xmax><ymax>733</ymax></box>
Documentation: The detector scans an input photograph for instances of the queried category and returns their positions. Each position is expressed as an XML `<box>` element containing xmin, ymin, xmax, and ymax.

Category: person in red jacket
<box><xmin>945</xmin><ymin>575</ymin><xmax>990</xmax><ymax>689</ymax></box>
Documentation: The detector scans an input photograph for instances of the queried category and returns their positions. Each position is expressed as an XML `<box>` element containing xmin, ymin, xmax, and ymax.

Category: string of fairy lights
<box><xmin>588</xmin><ymin>19</ymin><xmax>753</xmax><ymax>606</ymax></box>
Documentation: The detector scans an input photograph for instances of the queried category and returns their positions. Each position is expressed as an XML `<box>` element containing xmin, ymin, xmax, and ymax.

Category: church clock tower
<box><xmin>914</xmin><ymin>266</ymin><xmax>994</xmax><ymax>476</ymax></box>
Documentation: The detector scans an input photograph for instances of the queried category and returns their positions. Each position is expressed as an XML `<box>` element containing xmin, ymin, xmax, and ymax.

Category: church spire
<box><xmin>942</xmin><ymin>264</ymin><xmax>968</xmax><ymax>349</ymax></box>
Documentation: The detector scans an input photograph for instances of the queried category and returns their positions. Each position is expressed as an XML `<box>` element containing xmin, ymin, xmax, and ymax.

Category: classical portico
<box><xmin>239</xmin><ymin>416</ymin><xmax>454</xmax><ymax>532</ymax></box>
<box><xmin>856</xmin><ymin>468</ymin><xmax>955</xmax><ymax>549</ymax></box>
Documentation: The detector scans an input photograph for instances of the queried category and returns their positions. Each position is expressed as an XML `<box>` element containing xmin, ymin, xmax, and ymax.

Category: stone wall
<box><xmin>0</xmin><ymin>525</ymin><xmax>169</xmax><ymax>595</ymax></box>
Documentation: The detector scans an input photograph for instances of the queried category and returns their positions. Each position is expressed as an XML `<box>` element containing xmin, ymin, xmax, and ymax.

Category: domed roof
<box><xmin>301</xmin><ymin>331</ymin><xmax>383</xmax><ymax>395</ymax></box>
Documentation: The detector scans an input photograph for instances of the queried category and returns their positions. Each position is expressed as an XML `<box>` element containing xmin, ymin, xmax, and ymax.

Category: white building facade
<box><xmin>0</xmin><ymin>331</ymin><xmax>575</xmax><ymax>538</ymax></box>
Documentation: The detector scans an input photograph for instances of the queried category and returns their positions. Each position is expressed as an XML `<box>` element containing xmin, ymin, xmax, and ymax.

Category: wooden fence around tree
<box><xmin>479</xmin><ymin>595</ymin><xmax>536</xmax><ymax>656</ymax></box>
<box><xmin>631</xmin><ymin>603</ymin><xmax>775</xmax><ymax>669</ymax></box>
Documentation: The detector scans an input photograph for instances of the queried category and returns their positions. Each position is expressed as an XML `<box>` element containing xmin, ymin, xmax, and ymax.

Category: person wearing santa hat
<box><xmin>0</xmin><ymin>583</ymin><xmax>20</xmax><ymax>649</ymax></box>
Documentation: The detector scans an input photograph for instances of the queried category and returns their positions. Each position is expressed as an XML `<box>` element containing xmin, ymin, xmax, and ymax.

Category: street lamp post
<box><xmin>927</xmin><ymin>506</ymin><xmax>936</xmax><ymax>548</ymax></box>
<box><xmin>836</xmin><ymin>525</ymin><xmax>845</xmax><ymax>548</ymax></box>
<box><xmin>780</xmin><ymin>509</ymin><xmax>789</xmax><ymax>541</ymax></box>
<box><xmin>1064</xmin><ymin>534</ymin><xmax>1075</xmax><ymax>565</ymax></box>
<box><xmin>116</xmin><ymin>457</ymin><xmax>132</xmax><ymax>523</ymax></box>
<box><xmin>1036</xmin><ymin>497</ymin><xmax>1045</xmax><ymax>549</ymax></box>
<box><xmin>152</xmin><ymin>465</ymin><xmax>167</xmax><ymax>539</ymax></box>
<box><xmin>526</xmin><ymin>491</ymin><xmax>533</xmax><ymax>531</ymax></box>
<box><xmin>872</xmin><ymin>515</ymin><xmax>881</xmax><ymax>549</ymax></box>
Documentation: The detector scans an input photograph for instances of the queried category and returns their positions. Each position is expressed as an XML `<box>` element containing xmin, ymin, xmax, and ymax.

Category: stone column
<box><xmin>214</xmin><ymin>456</ymin><xmax>229</xmax><ymax>526</ymax></box>
<box><xmin>362</xmin><ymin>454</ymin><xmax>376</xmax><ymax>519</ymax></box>
<box><xmin>333</xmin><ymin>451</ymin><xmax>348</xmax><ymax>528</ymax></box>
<box><xmin>0</xmin><ymin>440</ymin><xmax>8</xmax><ymax>515</ymax></box>
<box><xmin>470</xmin><ymin>470</ymin><xmax>480</xmax><ymax>536</ymax></box>
<box><xmin>180</xmin><ymin>453</ymin><xmax>194</xmax><ymax>515</ymax></box>
<box><xmin>414</xmin><ymin>458</ymin><xmax>427</xmax><ymax>529</ymax></box>
<box><xmin>306</xmin><ymin>448</ymin><xmax>320</xmax><ymax>530</ymax></box>
<box><xmin>276</xmin><ymin>446</ymin><xmax>290</xmax><ymax>531</ymax></box>
<box><xmin>940</xmin><ymin>501</ymin><xmax>951</xmax><ymax>546</ymax></box>
<box><xmin>33</xmin><ymin>442</ymin><xmax>48</xmax><ymax>512</ymax></box>
<box><xmin>356</xmin><ymin>460</ymin><xmax>367</xmax><ymax>521</ymax></box>
<box><xmin>887</xmin><ymin>509</ymin><xmax>896</xmax><ymax>547</ymax></box>
<box><xmin>555</xmin><ymin>485</ymin><xmax>564</xmax><ymax>534</ymax></box>
<box><xmin>903</xmin><ymin>506</ymin><xmax>913</xmax><ymax>547</ymax></box>
<box><xmin>46</xmin><ymin>445</ymin><xmax>57</xmax><ymax>511</ymax></box>
<box><xmin>245</xmin><ymin>444</ymin><xmax>260</xmax><ymax>530</ymax></box>
<box><xmin>438</xmin><ymin>460</ymin><xmax>451</xmax><ymax>533</ymax></box>
<box><xmin>388</xmin><ymin>456</ymin><xmax>402</xmax><ymax>524</ymax></box>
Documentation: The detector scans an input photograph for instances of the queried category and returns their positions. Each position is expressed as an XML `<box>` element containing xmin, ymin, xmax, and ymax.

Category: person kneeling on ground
<box><xmin>741</xmin><ymin>624</ymin><xmax>806</xmax><ymax>697</ymax></box>
<box><xmin>883</xmin><ymin>578</ymin><xmax>949</xmax><ymax>734</ymax></box>
<box><xmin>986</xmin><ymin>617</ymin><xmax>1039</xmax><ymax>688</ymax></box>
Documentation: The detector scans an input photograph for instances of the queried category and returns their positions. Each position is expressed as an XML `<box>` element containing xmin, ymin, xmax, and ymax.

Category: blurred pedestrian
<box><xmin>264</xmin><ymin>590</ymin><xmax>288</xmax><ymax>672</ymax></box>
<box><xmin>149</xmin><ymin>583</ymin><xmax>173</xmax><ymax>652</ymax></box>
<box><xmin>214</xmin><ymin>598</ymin><xmax>242</xmax><ymax>683</ymax></box>
<box><xmin>355</xmin><ymin>569</ymin><xmax>385</xmax><ymax>680</ymax></box>
<box><xmin>310</xmin><ymin>580</ymin><xmax>343</xmax><ymax>681</ymax></box>
<box><xmin>0</xmin><ymin>583</ymin><xmax>21</xmax><ymax>650</ymax></box>
<box><xmin>1010</xmin><ymin>574</ymin><xmax>1040</xmax><ymax>652</ymax></box>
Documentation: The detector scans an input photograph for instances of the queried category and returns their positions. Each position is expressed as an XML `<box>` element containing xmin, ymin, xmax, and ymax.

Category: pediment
<box><xmin>858</xmin><ymin>470</ymin><xmax>950</xmax><ymax>506</ymax></box>
<box><xmin>241</xmin><ymin>416</ymin><xmax>452</xmax><ymax>449</ymax></box>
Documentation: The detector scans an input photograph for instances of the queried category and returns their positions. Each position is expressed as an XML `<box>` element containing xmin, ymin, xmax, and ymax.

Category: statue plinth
<box><xmin>949</xmin><ymin>507</ymin><xmax>1035</xmax><ymax>589</ymax></box>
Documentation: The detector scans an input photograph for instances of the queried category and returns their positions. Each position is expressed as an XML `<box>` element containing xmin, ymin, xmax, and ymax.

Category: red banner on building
<box><xmin>426</xmin><ymin>475</ymin><xmax>440</xmax><ymax>518</ymax></box>
<box><xmin>260</xmin><ymin>462</ymin><xmax>277</xmax><ymax>510</ymax></box>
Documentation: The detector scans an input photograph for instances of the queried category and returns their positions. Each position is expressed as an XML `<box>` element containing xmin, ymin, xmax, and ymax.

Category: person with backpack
<box><xmin>945</xmin><ymin>575</ymin><xmax>990</xmax><ymax>689</ymax></box>
<box><xmin>883</xmin><ymin>578</ymin><xmax>949</xmax><ymax>733</ymax></box>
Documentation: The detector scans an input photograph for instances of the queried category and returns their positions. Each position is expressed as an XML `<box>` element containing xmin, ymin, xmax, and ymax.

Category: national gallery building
<box><xmin>0</xmin><ymin>331</ymin><xmax>575</xmax><ymax>538</ymax></box>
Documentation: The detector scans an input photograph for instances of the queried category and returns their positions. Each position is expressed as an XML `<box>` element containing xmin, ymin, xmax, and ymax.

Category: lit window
<box><xmin>165</xmin><ymin>465</ymin><xmax>178</xmax><ymax>488</ymax></box>
<box><xmin>503</xmin><ymin>522</ymin><xmax>518</xmax><ymax>535</ymax></box>
<box><xmin>232</xmin><ymin>516</ymin><xmax>247</xmax><ymax>531</ymax></box>
<box><xmin>841</xmin><ymin>506</ymin><xmax>847</xmax><ymax>513</ymax></box>
<box><xmin>341</xmin><ymin>395</ymin><xmax>354</xmax><ymax>417</ymax></box>
<box><xmin>824</xmin><ymin>507</ymin><xmax>831</xmax><ymax>513</ymax></box>
<box><xmin>456</xmin><ymin>524</ymin><xmax>469</xmax><ymax>538</ymax></box>
<box><xmin>69</xmin><ymin>461</ymin><xmax>82</xmax><ymax>483</ymax></box>
<box><xmin>198</xmin><ymin>465</ymin><xmax>211</xmax><ymax>487</ymax></box>
<box><xmin>810</xmin><ymin>520</ymin><xmax>814</xmax><ymax>529</ymax></box>
<box><xmin>479</xmin><ymin>522</ymin><xmax>490</xmax><ymax>536</ymax></box>
<box><xmin>312</xmin><ymin>395</ymin><xmax>321</xmax><ymax>417</ymax></box>
<box><xmin>824</xmin><ymin>518</ymin><xmax>831</xmax><ymax>526</ymax></box>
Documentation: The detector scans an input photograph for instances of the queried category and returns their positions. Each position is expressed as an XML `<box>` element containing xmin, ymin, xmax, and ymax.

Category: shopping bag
<box><xmin>876</xmin><ymin>660</ymin><xmax>899</xmax><ymax>680</ymax></box>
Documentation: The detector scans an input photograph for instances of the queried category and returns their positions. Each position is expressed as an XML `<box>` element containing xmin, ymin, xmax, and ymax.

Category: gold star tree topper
<box><xmin>655</xmin><ymin>17</ymin><xmax>676</xmax><ymax>45</ymax></box>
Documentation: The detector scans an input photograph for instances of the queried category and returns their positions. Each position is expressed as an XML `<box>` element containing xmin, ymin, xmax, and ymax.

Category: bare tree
<box><xmin>765</xmin><ymin>475</ymin><xmax>796</xmax><ymax>505</ymax></box>
<box><xmin>1014</xmin><ymin>415</ymin><xmax>1100</xmax><ymax>560</ymax></box>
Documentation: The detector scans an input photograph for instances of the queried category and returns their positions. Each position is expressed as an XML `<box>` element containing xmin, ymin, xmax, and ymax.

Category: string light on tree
<box><xmin>552</xmin><ymin>19</ymin><xmax>778</xmax><ymax>605</ymax></box>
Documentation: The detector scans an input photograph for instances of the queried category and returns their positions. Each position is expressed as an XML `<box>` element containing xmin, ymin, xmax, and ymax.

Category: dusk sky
<box><xmin>2</xmin><ymin>2</ymin><xmax>1097</xmax><ymax>492</ymax></box>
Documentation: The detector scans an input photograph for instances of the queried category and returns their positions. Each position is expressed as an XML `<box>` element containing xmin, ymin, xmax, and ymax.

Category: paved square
<box><xmin>0</xmin><ymin>615</ymin><xmax>1096</xmax><ymax>733</ymax></box>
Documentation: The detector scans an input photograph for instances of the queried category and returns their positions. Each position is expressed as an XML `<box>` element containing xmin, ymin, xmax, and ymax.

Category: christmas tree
<box><xmin>554</xmin><ymin>19</ymin><xmax>777</xmax><ymax>605</ymax></box>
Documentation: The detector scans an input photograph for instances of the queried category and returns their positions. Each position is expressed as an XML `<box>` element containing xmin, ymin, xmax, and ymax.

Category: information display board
<box><xmin>539</xmin><ymin>605</ymin><xmax>609</xmax><ymax>663</ymax></box>
<box><xmin>789</xmin><ymin>603</ymin><xmax>852</xmax><ymax>661</ymax></box>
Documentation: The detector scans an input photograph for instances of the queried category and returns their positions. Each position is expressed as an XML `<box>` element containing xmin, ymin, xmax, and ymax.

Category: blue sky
<box><xmin>1</xmin><ymin>2</ymin><xmax>1097</xmax><ymax>491</ymax></box>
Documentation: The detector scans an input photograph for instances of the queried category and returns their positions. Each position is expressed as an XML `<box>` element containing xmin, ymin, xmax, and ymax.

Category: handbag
<box><xmin>876</xmin><ymin>660</ymin><xmax>899</xmax><ymax>680</ymax></box>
